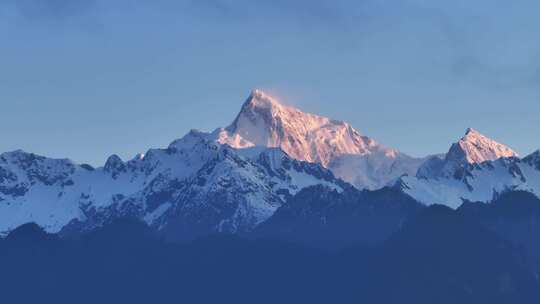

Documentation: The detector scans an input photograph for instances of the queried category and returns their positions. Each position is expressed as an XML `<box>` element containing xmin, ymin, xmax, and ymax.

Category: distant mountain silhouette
<box><xmin>459</xmin><ymin>191</ymin><xmax>540</xmax><ymax>260</ymax></box>
<box><xmin>5</xmin><ymin>222</ymin><xmax>58</xmax><ymax>243</ymax></box>
<box><xmin>359</xmin><ymin>204</ymin><xmax>540</xmax><ymax>304</ymax></box>
<box><xmin>0</xmin><ymin>219</ymin><xmax>333</xmax><ymax>304</ymax></box>
<box><xmin>2</xmin><ymin>205</ymin><xmax>540</xmax><ymax>304</ymax></box>
<box><xmin>256</xmin><ymin>185</ymin><xmax>423</xmax><ymax>249</ymax></box>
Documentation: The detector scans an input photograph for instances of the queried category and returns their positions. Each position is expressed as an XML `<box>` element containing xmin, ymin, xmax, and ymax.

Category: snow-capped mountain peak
<box><xmin>243</xmin><ymin>89</ymin><xmax>282</xmax><ymax>109</ymax></box>
<box><xmin>211</xmin><ymin>90</ymin><xmax>425</xmax><ymax>190</ymax></box>
<box><xmin>221</xmin><ymin>89</ymin><xmax>362</xmax><ymax>164</ymax></box>
<box><xmin>417</xmin><ymin>128</ymin><xmax>518</xmax><ymax>180</ymax></box>
<box><xmin>450</xmin><ymin>128</ymin><xmax>518</xmax><ymax>164</ymax></box>
<box><xmin>402</xmin><ymin>129</ymin><xmax>539</xmax><ymax>208</ymax></box>
<box><xmin>1</xmin><ymin>88</ymin><xmax>540</xmax><ymax>239</ymax></box>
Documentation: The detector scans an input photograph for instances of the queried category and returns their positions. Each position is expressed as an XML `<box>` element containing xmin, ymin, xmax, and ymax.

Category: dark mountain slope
<box><xmin>459</xmin><ymin>191</ymin><xmax>540</xmax><ymax>258</ymax></box>
<box><xmin>359</xmin><ymin>205</ymin><xmax>540</xmax><ymax>304</ymax></box>
<box><xmin>2</xmin><ymin>204</ymin><xmax>540</xmax><ymax>304</ymax></box>
<box><xmin>256</xmin><ymin>184</ymin><xmax>423</xmax><ymax>249</ymax></box>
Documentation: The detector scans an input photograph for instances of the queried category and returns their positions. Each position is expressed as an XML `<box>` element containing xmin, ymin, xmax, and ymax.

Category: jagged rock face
<box><xmin>104</xmin><ymin>155</ymin><xmax>127</xmax><ymax>179</ymax></box>
<box><xmin>0</xmin><ymin>151</ymin><xmax>84</xmax><ymax>235</ymax></box>
<box><xmin>523</xmin><ymin>150</ymin><xmax>540</xmax><ymax>171</ymax></box>
<box><xmin>451</xmin><ymin>128</ymin><xmax>518</xmax><ymax>164</ymax></box>
<box><xmin>402</xmin><ymin>129</ymin><xmax>540</xmax><ymax>208</ymax></box>
<box><xmin>0</xmin><ymin>131</ymin><xmax>343</xmax><ymax>238</ymax></box>
<box><xmin>418</xmin><ymin>128</ymin><xmax>519</xmax><ymax>180</ymax></box>
<box><xmin>420</xmin><ymin>129</ymin><xmax>519</xmax><ymax>181</ymax></box>
<box><xmin>215</xmin><ymin>90</ymin><xmax>425</xmax><ymax>190</ymax></box>
<box><xmin>220</xmin><ymin>90</ymin><xmax>378</xmax><ymax>166</ymax></box>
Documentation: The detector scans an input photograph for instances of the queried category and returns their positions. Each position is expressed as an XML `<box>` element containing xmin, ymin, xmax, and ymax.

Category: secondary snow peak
<box><xmin>454</xmin><ymin>128</ymin><xmax>518</xmax><ymax>164</ymax></box>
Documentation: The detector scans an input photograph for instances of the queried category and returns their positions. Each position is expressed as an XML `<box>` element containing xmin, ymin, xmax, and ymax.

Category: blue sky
<box><xmin>1</xmin><ymin>0</ymin><xmax>539</xmax><ymax>165</ymax></box>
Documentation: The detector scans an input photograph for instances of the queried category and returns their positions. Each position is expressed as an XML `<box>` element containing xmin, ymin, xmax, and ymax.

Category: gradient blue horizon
<box><xmin>1</xmin><ymin>0</ymin><xmax>539</xmax><ymax>166</ymax></box>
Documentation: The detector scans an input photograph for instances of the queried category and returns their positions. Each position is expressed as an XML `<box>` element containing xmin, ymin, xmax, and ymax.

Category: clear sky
<box><xmin>1</xmin><ymin>0</ymin><xmax>539</xmax><ymax>165</ymax></box>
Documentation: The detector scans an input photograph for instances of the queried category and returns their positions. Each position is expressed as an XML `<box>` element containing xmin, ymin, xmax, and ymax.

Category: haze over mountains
<box><xmin>0</xmin><ymin>89</ymin><xmax>539</xmax><ymax>239</ymax></box>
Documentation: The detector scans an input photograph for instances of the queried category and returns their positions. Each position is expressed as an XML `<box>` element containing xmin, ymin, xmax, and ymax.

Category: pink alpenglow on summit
<box><xmin>451</xmin><ymin>128</ymin><xmax>518</xmax><ymax>164</ymax></box>
<box><xmin>401</xmin><ymin>128</ymin><xmax>540</xmax><ymax>208</ymax></box>
<box><xmin>214</xmin><ymin>89</ymin><xmax>425</xmax><ymax>190</ymax></box>
<box><xmin>218</xmin><ymin>89</ymin><xmax>380</xmax><ymax>165</ymax></box>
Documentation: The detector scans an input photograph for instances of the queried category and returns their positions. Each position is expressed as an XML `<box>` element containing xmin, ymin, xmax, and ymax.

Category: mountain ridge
<box><xmin>214</xmin><ymin>89</ymin><xmax>426</xmax><ymax>190</ymax></box>
<box><xmin>0</xmin><ymin>89</ymin><xmax>539</xmax><ymax>238</ymax></box>
<box><xmin>402</xmin><ymin>128</ymin><xmax>540</xmax><ymax>208</ymax></box>
<box><xmin>0</xmin><ymin>130</ymin><xmax>345</xmax><ymax>237</ymax></box>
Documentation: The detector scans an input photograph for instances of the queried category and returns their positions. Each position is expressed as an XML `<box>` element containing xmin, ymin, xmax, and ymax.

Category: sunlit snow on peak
<box><xmin>457</xmin><ymin>128</ymin><xmax>518</xmax><ymax>164</ymax></box>
<box><xmin>214</xmin><ymin>90</ymin><xmax>425</xmax><ymax>190</ymax></box>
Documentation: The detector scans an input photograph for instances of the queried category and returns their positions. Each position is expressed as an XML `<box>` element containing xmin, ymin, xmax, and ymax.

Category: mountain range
<box><xmin>3</xmin><ymin>194</ymin><xmax>540</xmax><ymax>304</ymax></box>
<box><xmin>0</xmin><ymin>89</ymin><xmax>539</xmax><ymax>240</ymax></box>
<box><xmin>402</xmin><ymin>128</ymin><xmax>540</xmax><ymax>208</ymax></box>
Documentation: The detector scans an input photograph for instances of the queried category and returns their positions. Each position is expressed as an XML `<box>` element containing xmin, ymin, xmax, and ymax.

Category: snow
<box><xmin>216</xmin><ymin>89</ymin><xmax>425</xmax><ymax>190</ymax></box>
<box><xmin>403</xmin><ymin>156</ymin><xmax>540</xmax><ymax>209</ymax></box>
<box><xmin>285</xmin><ymin>170</ymin><xmax>342</xmax><ymax>194</ymax></box>
<box><xmin>450</xmin><ymin>128</ymin><xmax>518</xmax><ymax>164</ymax></box>
<box><xmin>1</xmin><ymin>90</ymin><xmax>539</xmax><ymax>236</ymax></box>
<box><xmin>0</xmin><ymin>151</ymin><xmax>152</xmax><ymax>235</ymax></box>
<box><xmin>144</xmin><ymin>202</ymin><xmax>172</xmax><ymax>225</ymax></box>
<box><xmin>401</xmin><ymin>128</ymin><xmax>533</xmax><ymax>208</ymax></box>
<box><xmin>0</xmin><ymin>127</ymin><xmax>344</xmax><ymax>235</ymax></box>
<box><xmin>329</xmin><ymin>151</ymin><xmax>426</xmax><ymax>191</ymax></box>
<box><xmin>221</xmin><ymin>90</ymin><xmax>372</xmax><ymax>165</ymax></box>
